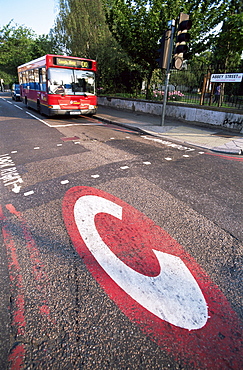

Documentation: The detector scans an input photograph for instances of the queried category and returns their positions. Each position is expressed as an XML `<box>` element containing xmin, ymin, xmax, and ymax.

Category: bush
<box><xmin>153</xmin><ymin>90</ymin><xmax>185</xmax><ymax>101</ymax></box>
<box><xmin>168</xmin><ymin>91</ymin><xmax>185</xmax><ymax>101</ymax></box>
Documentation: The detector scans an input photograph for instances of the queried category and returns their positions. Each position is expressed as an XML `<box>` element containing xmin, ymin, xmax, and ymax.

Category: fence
<box><xmin>152</xmin><ymin>65</ymin><xmax>243</xmax><ymax>110</ymax></box>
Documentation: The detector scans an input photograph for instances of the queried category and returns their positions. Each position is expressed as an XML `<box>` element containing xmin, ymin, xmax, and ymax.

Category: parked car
<box><xmin>11</xmin><ymin>84</ymin><xmax>21</xmax><ymax>101</ymax></box>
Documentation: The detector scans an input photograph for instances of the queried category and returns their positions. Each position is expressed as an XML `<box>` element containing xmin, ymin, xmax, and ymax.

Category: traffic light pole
<box><xmin>161</xmin><ymin>20</ymin><xmax>175</xmax><ymax>126</ymax></box>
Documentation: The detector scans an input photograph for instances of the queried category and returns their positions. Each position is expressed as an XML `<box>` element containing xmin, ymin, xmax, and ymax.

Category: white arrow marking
<box><xmin>74</xmin><ymin>195</ymin><xmax>208</xmax><ymax>330</ymax></box>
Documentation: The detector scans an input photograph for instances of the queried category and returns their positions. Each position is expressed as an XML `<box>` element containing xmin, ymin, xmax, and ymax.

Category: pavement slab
<box><xmin>96</xmin><ymin>106</ymin><xmax>243</xmax><ymax>155</ymax></box>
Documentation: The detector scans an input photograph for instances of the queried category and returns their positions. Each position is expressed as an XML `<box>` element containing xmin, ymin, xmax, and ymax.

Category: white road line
<box><xmin>24</xmin><ymin>190</ymin><xmax>34</xmax><ymax>196</ymax></box>
<box><xmin>7</xmin><ymin>101</ymin><xmax>13</xmax><ymax>105</ymax></box>
<box><xmin>11</xmin><ymin>151</ymin><xmax>18</xmax><ymax>154</ymax></box>
<box><xmin>25</xmin><ymin>111</ymin><xmax>52</xmax><ymax>127</ymax></box>
<box><xmin>14</xmin><ymin>104</ymin><xmax>23</xmax><ymax>110</ymax></box>
<box><xmin>11</xmin><ymin>135</ymin><xmax>202</xmax><ymax>199</ymax></box>
<box><xmin>34</xmin><ymin>147</ymin><xmax>40</xmax><ymax>150</ymax></box>
<box><xmin>143</xmin><ymin>136</ymin><xmax>195</xmax><ymax>152</ymax></box>
<box><xmin>120</xmin><ymin>166</ymin><xmax>129</xmax><ymax>169</ymax></box>
<box><xmin>50</xmin><ymin>123</ymin><xmax>104</xmax><ymax>128</ymax></box>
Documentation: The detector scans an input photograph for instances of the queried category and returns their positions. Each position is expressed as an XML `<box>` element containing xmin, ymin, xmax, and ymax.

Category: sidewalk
<box><xmin>95</xmin><ymin>106</ymin><xmax>243</xmax><ymax>155</ymax></box>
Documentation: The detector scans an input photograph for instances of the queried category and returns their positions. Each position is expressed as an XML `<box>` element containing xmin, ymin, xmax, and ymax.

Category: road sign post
<box><xmin>160</xmin><ymin>20</ymin><xmax>175</xmax><ymax>127</ymax></box>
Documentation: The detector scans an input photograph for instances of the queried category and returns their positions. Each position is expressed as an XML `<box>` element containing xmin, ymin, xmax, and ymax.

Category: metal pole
<box><xmin>161</xmin><ymin>21</ymin><xmax>175</xmax><ymax>126</ymax></box>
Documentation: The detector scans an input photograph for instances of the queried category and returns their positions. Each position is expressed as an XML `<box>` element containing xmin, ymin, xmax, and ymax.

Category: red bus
<box><xmin>17</xmin><ymin>54</ymin><xmax>97</xmax><ymax>116</ymax></box>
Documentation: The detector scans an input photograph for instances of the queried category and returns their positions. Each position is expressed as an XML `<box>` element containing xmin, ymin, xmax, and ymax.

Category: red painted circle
<box><xmin>63</xmin><ymin>186</ymin><xmax>242</xmax><ymax>369</ymax></box>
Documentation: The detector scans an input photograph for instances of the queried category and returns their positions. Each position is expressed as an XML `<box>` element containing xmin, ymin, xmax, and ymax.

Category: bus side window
<box><xmin>34</xmin><ymin>69</ymin><xmax>40</xmax><ymax>90</ymax></box>
<box><xmin>25</xmin><ymin>71</ymin><xmax>30</xmax><ymax>89</ymax></box>
<box><xmin>21</xmin><ymin>71</ymin><xmax>27</xmax><ymax>88</ymax></box>
<box><xmin>29</xmin><ymin>70</ymin><xmax>35</xmax><ymax>89</ymax></box>
<box><xmin>19</xmin><ymin>72</ymin><xmax>23</xmax><ymax>84</ymax></box>
<box><xmin>39</xmin><ymin>68</ymin><xmax>46</xmax><ymax>92</ymax></box>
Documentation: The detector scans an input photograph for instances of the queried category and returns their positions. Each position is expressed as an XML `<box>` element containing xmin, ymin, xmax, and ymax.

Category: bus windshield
<box><xmin>48</xmin><ymin>68</ymin><xmax>95</xmax><ymax>95</ymax></box>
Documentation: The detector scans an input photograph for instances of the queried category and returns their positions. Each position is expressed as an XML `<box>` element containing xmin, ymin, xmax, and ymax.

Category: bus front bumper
<box><xmin>47</xmin><ymin>105</ymin><xmax>97</xmax><ymax>116</ymax></box>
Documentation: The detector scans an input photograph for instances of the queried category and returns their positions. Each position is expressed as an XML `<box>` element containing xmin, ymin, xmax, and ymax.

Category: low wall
<box><xmin>98</xmin><ymin>96</ymin><xmax>243</xmax><ymax>133</ymax></box>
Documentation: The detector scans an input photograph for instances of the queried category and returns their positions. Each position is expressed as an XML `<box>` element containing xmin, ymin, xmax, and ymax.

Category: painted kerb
<box><xmin>98</xmin><ymin>96</ymin><xmax>243</xmax><ymax>132</ymax></box>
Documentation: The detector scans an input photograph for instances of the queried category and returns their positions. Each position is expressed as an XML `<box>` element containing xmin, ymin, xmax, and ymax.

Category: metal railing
<box><xmin>151</xmin><ymin>65</ymin><xmax>243</xmax><ymax>110</ymax></box>
<box><xmin>98</xmin><ymin>65</ymin><xmax>243</xmax><ymax>111</ymax></box>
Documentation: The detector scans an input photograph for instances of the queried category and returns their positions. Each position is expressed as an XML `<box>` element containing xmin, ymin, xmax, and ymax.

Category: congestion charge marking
<box><xmin>62</xmin><ymin>186</ymin><xmax>243</xmax><ymax>370</ymax></box>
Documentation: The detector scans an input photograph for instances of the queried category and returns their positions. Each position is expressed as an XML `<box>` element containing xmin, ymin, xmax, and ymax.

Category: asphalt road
<box><xmin>0</xmin><ymin>94</ymin><xmax>242</xmax><ymax>370</ymax></box>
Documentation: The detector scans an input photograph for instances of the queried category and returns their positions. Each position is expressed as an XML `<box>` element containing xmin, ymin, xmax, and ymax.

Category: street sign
<box><xmin>63</xmin><ymin>186</ymin><xmax>242</xmax><ymax>369</ymax></box>
<box><xmin>211</xmin><ymin>73</ymin><xmax>243</xmax><ymax>83</ymax></box>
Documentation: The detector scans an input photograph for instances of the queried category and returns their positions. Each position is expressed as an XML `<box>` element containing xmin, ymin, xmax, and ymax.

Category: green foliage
<box><xmin>97</xmin><ymin>37</ymin><xmax>145</xmax><ymax>94</ymax></box>
<box><xmin>0</xmin><ymin>22</ymin><xmax>34</xmax><ymax>83</ymax></box>
<box><xmin>0</xmin><ymin>22</ymin><xmax>60</xmax><ymax>84</ymax></box>
<box><xmin>55</xmin><ymin>0</ymin><xmax>110</xmax><ymax>59</ymax></box>
<box><xmin>53</xmin><ymin>0</ymin><xmax>242</xmax><ymax>97</ymax></box>
<box><xmin>210</xmin><ymin>12</ymin><xmax>243</xmax><ymax>69</ymax></box>
<box><xmin>103</xmin><ymin>0</ymin><xmax>233</xmax><ymax>97</ymax></box>
<box><xmin>54</xmin><ymin>0</ymin><xmax>145</xmax><ymax>94</ymax></box>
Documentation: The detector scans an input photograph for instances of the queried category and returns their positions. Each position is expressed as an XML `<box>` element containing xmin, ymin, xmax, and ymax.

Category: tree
<box><xmin>103</xmin><ymin>0</ymin><xmax>235</xmax><ymax>98</ymax></box>
<box><xmin>0</xmin><ymin>22</ymin><xmax>60</xmax><ymax>84</ymax></box>
<box><xmin>55</xmin><ymin>0</ymin><xmax>110</xmax><ymax>59</ymax></box>
<box><xmin>54</xmin><ymin>0</ymin><xmax>145</xmax><ymax>94</ymax></box>
<box><xmin>30</xmin><ymin>33</ymin><xmax>61</xmax><ymax>60</ymax></box>
<box><xmin>52</xmin><ymin>0</ymin><xmax>243</xmax><ymax>97</ymax></box>
<box><xmin>0</xmin><ymin>22</ymin><xmax>34</xmax><ymax>83</ymax></box>
<box><xmin>210</xmin><ymin>1</ymin><xmax>243</xmax><ymax>70</ymax></box>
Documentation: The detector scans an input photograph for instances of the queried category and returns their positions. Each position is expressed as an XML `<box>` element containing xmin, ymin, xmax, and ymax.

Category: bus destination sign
<box><xmin>54</xmin><ymin>57</ymin><xmax>92</xmax><ymax>69</ymax></box>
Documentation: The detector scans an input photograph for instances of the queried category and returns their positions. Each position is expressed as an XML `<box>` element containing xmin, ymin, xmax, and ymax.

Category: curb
<box><xmin>94</xmin><ymin>115</ymin><xmax>243</xmax><ymax>155</ymax></box>
<box><xmin>94</xmin><ymin>115</ymin><xmax>146</xmax><ymax>134</ymax></box>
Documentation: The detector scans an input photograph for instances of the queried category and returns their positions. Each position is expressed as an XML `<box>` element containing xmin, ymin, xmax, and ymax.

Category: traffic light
<box><xmin>173</xmin><ymin>13</ymin><xmax>192</xmax><ymax>70</ymax></box>
<box><xmin>156</xmin><ymin>30</ymin><xmax>171</xmax><ymax>69</ymax></box>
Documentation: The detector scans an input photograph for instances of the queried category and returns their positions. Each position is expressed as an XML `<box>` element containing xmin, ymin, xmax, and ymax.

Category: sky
<box><xmin>0</xmin><ymin>0</ymin><xmax>58</xmax><ymax>35</ymax></box>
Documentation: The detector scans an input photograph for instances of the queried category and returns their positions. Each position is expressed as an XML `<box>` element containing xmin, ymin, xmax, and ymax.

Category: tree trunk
<box><xmin>145</xmin><ymin>68</ymin><xmax>154</xmax><ymax>100</ymax></box>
